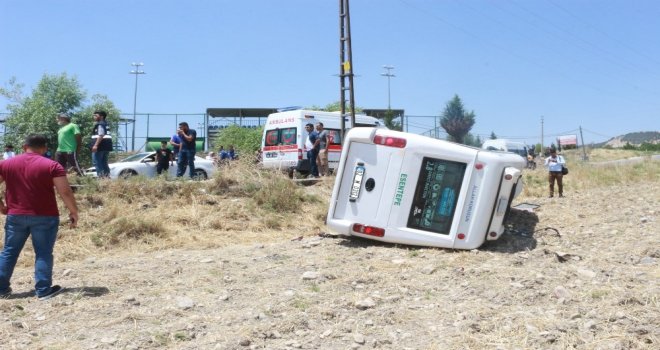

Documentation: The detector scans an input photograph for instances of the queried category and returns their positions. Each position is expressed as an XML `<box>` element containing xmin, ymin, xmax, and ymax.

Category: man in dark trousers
<box><xmin>176</xmin><ymin>122</ymin><xmax>197</xmax><ymax>178</ymax></box>
<box><xmin>305</xmin><ymin>123</ymin><xmax>320</xmax><ymax>177</ymax></box>
<box><xmin>156</xmin><ymin>140</ymin><xmax>174</xmax><ymax>175</ymax></box>
<box><xmin>55</xmin><ymin>113</ymin><xmax>84</xmax><ymax>176</ymax></box>
<box><xmin>544</xmin><ymin>149</ymin><xmax>566</xmax><ymax>198</ymax></box>
<box><xmin>0</xmin><ymin>134</ymin><xmax>79</xmax><ymax>300</ymax></box>
<box><xmin>90</xmin><ymin>110</ymin><xmax>113</xmax><ymax>178</ymax></box>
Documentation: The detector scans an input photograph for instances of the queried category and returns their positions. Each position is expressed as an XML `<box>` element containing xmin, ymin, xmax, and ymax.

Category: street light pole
<box><xmin>129</xmin><ymin>62</ymin><xmax>145</xmax><ymax>151</ymax></box>
<box><xmin>381</xmin><ymin>65</ymin><xmax>395</xmax><ymax>110</ymax></box>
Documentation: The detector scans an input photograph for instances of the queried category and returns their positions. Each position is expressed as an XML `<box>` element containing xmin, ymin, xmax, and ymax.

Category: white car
<box><xmin>86</xmin><ymin>152</ymin><xmax>215</xmax><ymax>180</ymax></box>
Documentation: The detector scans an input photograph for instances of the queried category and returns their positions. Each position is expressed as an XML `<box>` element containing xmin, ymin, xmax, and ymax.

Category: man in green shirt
<box><xmin>55</xmin><ymin>113</ymin><xmax>83</xmax><ymax>176</ymax></box>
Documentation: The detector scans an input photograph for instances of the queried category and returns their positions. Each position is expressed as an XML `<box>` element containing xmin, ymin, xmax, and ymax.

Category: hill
<box><xmin>597</xmin><ymin>131</ymin><xmax>659</xmax><ymax>148</ymax></box>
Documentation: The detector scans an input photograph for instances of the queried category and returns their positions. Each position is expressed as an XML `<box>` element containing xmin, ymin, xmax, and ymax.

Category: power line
<box><xmin>546</xmin><ymin>0</ymin><xmax>660</xmax><ymax>68</ymax></box>
<box><xmin>397</xmin><ymin>0</ymin><xmax>660</xmax><ymax>105</ymax></box>
<box><xmin>508</xmin><ymin>0</ymin><xmax>660</xmax><ymax>79</ymax></box>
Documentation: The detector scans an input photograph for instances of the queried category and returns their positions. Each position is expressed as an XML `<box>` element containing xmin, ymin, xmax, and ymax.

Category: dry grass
<box><xmin>521</xmin><ymin>150</ymin><xmax>660</xmax><ymax>197</ymax></box>
<box><xmin>5</xmin><ymin>158</ymin><xmax>333</xmax><ymax>265</ymax></box>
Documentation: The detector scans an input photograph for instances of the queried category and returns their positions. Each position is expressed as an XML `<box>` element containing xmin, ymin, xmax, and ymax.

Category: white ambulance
<box><xmin>327</xmin><ymin>128</ymin><xmax>525</xmax><ymax>249</ymax></box>
<box><xmin>261</xmin><ymin>109</ymin><xmax>384</xmax><ymax>176</ymax></box>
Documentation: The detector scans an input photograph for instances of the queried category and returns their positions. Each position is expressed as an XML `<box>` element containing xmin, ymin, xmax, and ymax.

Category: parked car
<box><xmin>85</xmin><ymin>152</ymin><xmax>215</xmax><ymax>180</ymax></box>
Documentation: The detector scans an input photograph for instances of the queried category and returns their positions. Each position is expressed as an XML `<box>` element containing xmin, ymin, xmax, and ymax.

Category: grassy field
<box><xmin>1</xmin><ymin>148</ymin><xmax>658</xmax><ymax>349</ymax></box>
<box><xmin>5</xmin><ymin>148</ymin><xmax>659</xmax><ymax>265</ymax></box>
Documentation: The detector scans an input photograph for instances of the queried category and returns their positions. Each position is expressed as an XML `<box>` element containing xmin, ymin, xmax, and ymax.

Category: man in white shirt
<box><xmin>3</xmin><ymin>145</ymin><xmax>16</xmax><ymax>160</ymax></box>
<box><xmin>544</xmin><ymin>149</ymin><xmax>565</xmax><ymax>198</ymax></box>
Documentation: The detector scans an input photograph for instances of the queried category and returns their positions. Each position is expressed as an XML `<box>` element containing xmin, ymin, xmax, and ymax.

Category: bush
<box><xmin>213</xmin><ymin>125</ymin><xmax>263</xmax><ymax>156</ymax></box>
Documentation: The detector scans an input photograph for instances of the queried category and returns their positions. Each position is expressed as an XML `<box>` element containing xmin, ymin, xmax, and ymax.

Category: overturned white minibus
<box><xmin>327</xmin><ymin>128</ymin><xmax>525</xmax><ymax>249</ymax></box>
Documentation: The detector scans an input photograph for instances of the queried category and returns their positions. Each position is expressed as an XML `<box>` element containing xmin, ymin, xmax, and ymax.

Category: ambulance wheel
<box><xmin>287</xmin><ymin>167</ymin><xmax>295</xmax><ymax>179</ymax></box>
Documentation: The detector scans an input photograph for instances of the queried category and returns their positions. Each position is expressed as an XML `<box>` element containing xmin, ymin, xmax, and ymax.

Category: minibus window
<box><xmin>327</xmin><ymin>129</ymin><xmax>342</xmax><ymax>145</ymax></box>
<box><xmin>407</xmin><ymin>157</ymin><xmax>467</xmax><ymax>234</ymax></box>
<box><xmin>280</xmin><ymin>127</ymin><xmax>297</xmax><ymax>145</ymax></box>
<box><xmin>265</xmin><ymin>130</ymin><xmax>279</xmax><ymax>146</ymax></box>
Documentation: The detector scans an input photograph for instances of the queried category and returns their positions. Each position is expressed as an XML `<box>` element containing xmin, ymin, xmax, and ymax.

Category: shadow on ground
<box><xmin>64</xmin><ymin>286</ymin><xmax>110</xmax><ymax>298</ymax></box>
<box><xmin>2</xmin><ymin>286</ymin><xmax>110</xmax><ymax>300</ymax></box>
<box><xmin>482</xmin><ymin>208</ymin><xmax>539</xmax><ymax>253</ymax></box>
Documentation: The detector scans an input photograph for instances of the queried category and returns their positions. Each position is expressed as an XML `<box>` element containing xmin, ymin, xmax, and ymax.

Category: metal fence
<box><xmin>0</xmin><ymin>111</ymin><xmax>450</xmax><ymax>151</ymax></box>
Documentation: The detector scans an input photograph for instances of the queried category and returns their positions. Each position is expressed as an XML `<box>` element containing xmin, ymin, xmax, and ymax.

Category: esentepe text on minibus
<box><xmin>261</xmin><ymin>109</ymin><xmax>385</xmax><ymax>177</ymax></box>
<box><xmin>327</xmin><ymin>128</ymin><xmax>525</xmax><ymax>249</ymax></box>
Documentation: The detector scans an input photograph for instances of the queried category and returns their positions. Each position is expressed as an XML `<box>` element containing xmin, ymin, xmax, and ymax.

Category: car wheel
<box><xmin>192</xmin><ymin>169</ymin><xmax>207</xmax><ymax>180</ymax></box>
<box><xmin>119</xmin><ymin>169</ymin><xmax>137</xmax><ymax>179</ymax></box>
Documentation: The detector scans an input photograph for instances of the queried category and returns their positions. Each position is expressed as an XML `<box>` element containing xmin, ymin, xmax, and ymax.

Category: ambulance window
<box><xmin>280</xmin><ymin>127</ymin><xmax>297</xmax><ymax>145</ymax></box>
<box><xmin>265</xmin><ymin>130</ymin><xmax>279</xmax><ymax>146</ymax></box>
<box><xmin>407</xmin><ymin>157</ymin><xmax>467</xmax><ymax>235</ymax></box>
<box><xmin>326</xmin><ymin>129</ymin><xmax>342</xmax><ymax>145</ymax></box>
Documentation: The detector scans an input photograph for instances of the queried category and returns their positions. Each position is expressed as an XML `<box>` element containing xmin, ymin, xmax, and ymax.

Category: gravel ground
<box><xmin>0</xmin><ymin>181</ymin><xmax>658</xmax><ymax>350</ymax></box>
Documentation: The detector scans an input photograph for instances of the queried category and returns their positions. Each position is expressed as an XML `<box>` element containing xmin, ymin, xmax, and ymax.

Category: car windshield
<box><xmin>118</xmin><ymin>152</ymin><xmax>152</xmax><ymax>163</ymax></box>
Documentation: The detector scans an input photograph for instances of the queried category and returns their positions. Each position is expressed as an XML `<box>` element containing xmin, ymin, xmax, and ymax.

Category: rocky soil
<box><xmin>0</xmin><ymin>181</ymin><xmax>658</xmax><ymax>349</ymax></box>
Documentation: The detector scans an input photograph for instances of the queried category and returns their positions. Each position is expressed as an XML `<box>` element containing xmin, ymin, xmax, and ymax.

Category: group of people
<box><xmin>305</xmin><ymin>122</ymin><xmax>330</xmax><ymax>177</ymax></box>
<box><xmin>154</xmin><ymin>122</ymin><xmax>198</xmax><ymax>178</ymax></box>
<box><xmin>205</xmin><ymin>145</ymin><xmax>238</xmax><ymax>166</ymax></box>
<box><xmin>53</xmin><ymin>111</ymin><xmax>113</xmax><ymax>178</ymax></box>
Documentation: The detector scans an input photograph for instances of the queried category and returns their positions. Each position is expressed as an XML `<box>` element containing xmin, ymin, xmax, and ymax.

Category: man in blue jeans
<box><xmin>0</xmin><ymin>134</ymin><xmax>79</xmax><ymax>300</ymax></box>
<box><xmin>91</xmin><ymin>110</ymin><xmax>113</xmax><ymax>177</ymax></box>
<box><xmin>176</xmin><ymin>122</ymin><xmax>197</xmax><ymax>178</ymax></box>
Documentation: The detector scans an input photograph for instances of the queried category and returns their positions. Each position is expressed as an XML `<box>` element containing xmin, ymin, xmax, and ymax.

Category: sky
<box><xmin>1</xmin><ymin>0</ymin><xmax>659</xmax><ymax>148</ymax></box>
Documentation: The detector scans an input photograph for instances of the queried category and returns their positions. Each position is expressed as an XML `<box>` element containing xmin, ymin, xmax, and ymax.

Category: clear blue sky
<box><xmin>1</xmin><ymin>0</ymin><xmax>658</xmax><ymax>146</ymax></box>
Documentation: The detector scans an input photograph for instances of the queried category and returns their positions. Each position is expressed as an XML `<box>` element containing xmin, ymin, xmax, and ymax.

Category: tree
<box><xmin>490</xmin><ymin>131</ymin><xmax>497</xmax><ymax>140</ymax></box>
<box><xmin>214</xmin><ymin>124</ymin><xmax>263</xmax><ymax>157</ymax></box>
<box><xmin>463</xmin><ymin>133</ymin><xmax>482</xmax><ymax>147</ymax></box>
<box><xmin>383</xmin><ymin>109</ymin><xmax>402</xmax><ymax>131</ymax></box>
<box><xmin>1</xmin><ymin>74</ymin><xmax>120</xmax><ymax>166</ymax></box>
<box><xmin>306</xmin><ymin>101</ymin><xmax>363</xmax><ymax>113</ymax></box>
<box><xmin>440</xmin><ymin>95</ymin><xmax>476</xmax><ymax>144</ymax></box>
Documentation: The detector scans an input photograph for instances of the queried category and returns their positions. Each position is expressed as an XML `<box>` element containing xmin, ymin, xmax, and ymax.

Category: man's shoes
<box><xmin>548</xmin><ymin>195</ymin><xmax>553</xmax><ymax>198</ymax></box>
<box><xmin>0</xmin><ymin>287</ymin><xmax>11</xmax><ymax>299</ymax></box>
<box><xmin>38</xmin><ymin>285</ymin><xmax>63</xmax><ymax>301</ymax></box>
<box><xmin>559</xmin><ymin>194</ymin><xmax>564</xmax><ymax>198</ymax></box>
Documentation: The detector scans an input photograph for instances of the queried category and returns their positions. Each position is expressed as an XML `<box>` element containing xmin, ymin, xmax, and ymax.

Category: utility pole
<box><xmin>381</xmin><ymin>65</ymin><xmax>395</xmax><ymax>110</ymax></box>
<box><xmin>129</xmin><ymin>62</ymin><xmax>145</xmax><ymax>151</ymax></box>
<box><xmin>541</xmin><ymin>116</ymin><xmax>544</xmax><ymax>154</ymax></box>
<box><xmin>339</xmin><ymin>0</ymin><xmax>356</xmax><ymax>138</ymax></box>
<box><xmin>579</xmin><ymin>126</ymin><xmax>588</xmax><ymax>161</ymax></box>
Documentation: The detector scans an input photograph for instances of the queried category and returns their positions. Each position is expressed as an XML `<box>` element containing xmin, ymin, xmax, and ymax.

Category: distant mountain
<box><xmin>595</xmin><ymin>131</ymin><xmax>660</xmax><ymax>148</ymax></box>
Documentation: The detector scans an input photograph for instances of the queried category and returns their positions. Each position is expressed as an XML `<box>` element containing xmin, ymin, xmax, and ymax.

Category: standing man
<box><xmin>170</xmin><ymin>131</ymin><xmax>182</xmax><ymax>161</ymax></box>
<box><xmin>305</xmin><ymin>123</ymin><xmax>319</xmax><ymax>177</ymax></box>
<box><xmin>0</xmin><ymin>134</ymin><xmax>79</xmax><ymax>300</ymax></box>
<box><xmin>176</xmin><ymin>122</ymin><xmax>197</xmax><ymax>178</ymax></box>
<box><xmin>314</xmin><ymin>122</ymin><xmax>329</xmax><ymax>176</ymax></box>
<box><xmin>544</xmin><ymin>149</ymin><xmax>566</xmax><ymax>198</ymax></box>
<box><xmin>55</xmin><ymin>113</ymin><xmax>84</xmax><ymax>176</ymax></box>
<box><xmin>156</xmin><ymin>140</ymin><xmax>174</xmax><ymax>175</ymax></box>
<box><xmin>3</xmin><ymin>145</ymin><xmax>16</xmax><ymax>160</ymax></box>
<box><xmin>90</xmin><ymin>110</ymin><xmax>113</xmax><ymax>178</ymax></box>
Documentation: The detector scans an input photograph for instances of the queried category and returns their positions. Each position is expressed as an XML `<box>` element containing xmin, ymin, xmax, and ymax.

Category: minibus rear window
<box><xmin>407</xmin><ymin>157</ymin><xmax>467</xmax><ymax>234</ymax></box>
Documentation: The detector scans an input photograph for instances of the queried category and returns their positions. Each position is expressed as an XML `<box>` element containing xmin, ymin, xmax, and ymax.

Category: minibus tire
<box><xmin>503</xmin><ymin>181</ymin><xmax>518</xmax><ymax>223</ymax></box>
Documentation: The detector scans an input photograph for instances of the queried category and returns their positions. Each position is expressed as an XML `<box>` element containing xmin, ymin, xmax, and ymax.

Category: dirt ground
<box><xmin>0</xmin><ymin>180</ymin><xmax>658</xmax><ymax>350</ymax></box>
